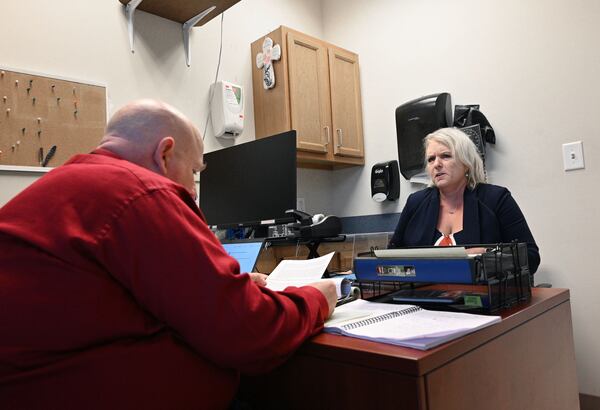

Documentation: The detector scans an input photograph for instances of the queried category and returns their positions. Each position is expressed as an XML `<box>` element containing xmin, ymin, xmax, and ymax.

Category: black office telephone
<box><xmin>285</xmin><ymin>209</ymin><xmax>342</xmax><ymax>239</ymax></box>
<box><xmin>454</xmin><ymin>104</ymin><xmax>496</xmax><ymax>163</ymax></box>
<box><xmin>460</xmin><ymin>124</ymin><xmax>486</xmax><ymax>161</ymax></box>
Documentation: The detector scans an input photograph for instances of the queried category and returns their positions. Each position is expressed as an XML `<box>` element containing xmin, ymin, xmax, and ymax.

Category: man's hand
<box><xmin>306</xmin><ymin>280</ymin><xmax>337</xmax><ymax>318</ymax></box>
<box><xmin>248</xmin><ymin>272</ymin><xmax>268</xmax><ymax>287</ymax></box>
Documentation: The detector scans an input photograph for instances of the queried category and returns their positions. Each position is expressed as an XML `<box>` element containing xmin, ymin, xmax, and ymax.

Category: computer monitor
<box><xmin>199</xmin><ymin>130</ymin><xmax>297</xmax><ymax>230</ymax></box>
<box><xmin>395</xmin><ymin>93</ymin><xmax>452</xmax><ymax>180</ymax></box>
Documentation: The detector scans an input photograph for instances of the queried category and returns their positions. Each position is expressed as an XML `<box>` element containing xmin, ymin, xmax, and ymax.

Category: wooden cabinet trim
<box><xmin>287</xmin><ymin>31</ymin><xmax>331</xmax><ymax>155</ymax></box>
<box><xmin>329</xmin><ymin>47</ymin><xmax>365</xmax><ymax>158</ymax></box>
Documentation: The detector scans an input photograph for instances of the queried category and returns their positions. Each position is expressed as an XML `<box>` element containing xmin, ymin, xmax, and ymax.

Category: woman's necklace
<box><xmin>444</xmin><ymin>201</ymin><xmax>461</xmax><ymax>214</ymax></box>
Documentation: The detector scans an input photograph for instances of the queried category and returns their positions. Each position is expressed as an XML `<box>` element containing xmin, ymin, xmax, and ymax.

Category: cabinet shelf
<box><xmin>119</xmin><ymin>0</ymin><xmax>241</xmax><ymax>65</ymax></box>
<box><xmin>118</xmin><ymin>0</ymin><xmax>240</xmax><ymax>26</ymax></box>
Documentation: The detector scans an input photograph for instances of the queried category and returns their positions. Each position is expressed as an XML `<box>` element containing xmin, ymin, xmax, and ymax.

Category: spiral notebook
<box><xmin>324</xmin><ymin>299</ymin><xmax>500</xmax><ymax>350</ymax></box>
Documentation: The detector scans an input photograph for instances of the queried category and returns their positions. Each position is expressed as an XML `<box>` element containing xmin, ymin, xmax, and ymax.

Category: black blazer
<box><xmin>389</xmin><ymin>183</ymin><xmax>540</xmax><ymax>273</ymax></box>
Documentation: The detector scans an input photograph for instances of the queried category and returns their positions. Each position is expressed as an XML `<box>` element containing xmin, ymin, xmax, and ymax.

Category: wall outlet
<box><xmin>562</xmin><ymin>141</ymin><xmax>585</xmax><ymax>171</ymax></box>
<box><xmin>296</xmin><ymin>197</ymin><xmax>306</xmax><ymax>212</ymax></box>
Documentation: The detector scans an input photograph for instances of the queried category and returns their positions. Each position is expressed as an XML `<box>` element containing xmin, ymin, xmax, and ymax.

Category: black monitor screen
<box><xmin>199</xmin><ymin>130</ymin><xmax>297</xmax><ymax>228</ymax></box>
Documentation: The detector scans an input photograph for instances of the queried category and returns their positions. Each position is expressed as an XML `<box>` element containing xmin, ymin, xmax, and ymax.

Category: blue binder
<box><xmin>353</xmin><ymin>257</ymin><xmax>477</xmax><ymax>284</ymax></box>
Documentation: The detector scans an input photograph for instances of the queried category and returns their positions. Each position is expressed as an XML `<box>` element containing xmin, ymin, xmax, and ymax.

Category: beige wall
<box><xmin>323</xmin><ymin>0</ymin><xmax>600</xmax><ymax>396</ymax></box>
<box><xmin>0</xmin><ymin>171</ymin><xmax>46</xmax><ymax>202</ymax></box>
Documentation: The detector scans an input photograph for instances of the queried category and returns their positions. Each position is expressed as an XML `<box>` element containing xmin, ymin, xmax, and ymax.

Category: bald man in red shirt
<box><xmin>0</xmin><ymin>100</ymin><xmax>337</xmax><ymax>409</ymax></box>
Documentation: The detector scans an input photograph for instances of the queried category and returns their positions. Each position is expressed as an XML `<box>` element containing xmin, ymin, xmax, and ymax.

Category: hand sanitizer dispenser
<box><xmin>209</xmin><ymin>81</ymin><xmax>244</xmax><ymax>138</ymax></box>
<box><xmin>371</xmin><ymin>160</ymin><xmax>400</xmax><ymax>202</ymax></box>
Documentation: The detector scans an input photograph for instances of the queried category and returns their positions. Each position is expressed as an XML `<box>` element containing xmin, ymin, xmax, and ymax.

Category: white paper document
<box><xmin>266</xmin><ymin>252</ymin><xmax>351</xmax><ymax>299</ymax></box>
<box><xmin>325</xmin><ymin>299</ymin><xmax>501</xmax><ymax>350</ymax></box>
<box><xmin>374</xmin><ymin>247</ymin><xmax>469</xmax><ymax>259</ymax></box>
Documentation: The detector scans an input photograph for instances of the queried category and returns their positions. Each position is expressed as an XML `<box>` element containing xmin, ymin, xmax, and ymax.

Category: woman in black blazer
<box><xmin>389</xmin><ymin>127</ymin><xmax>540</xmax><ymax>274</ymax></box>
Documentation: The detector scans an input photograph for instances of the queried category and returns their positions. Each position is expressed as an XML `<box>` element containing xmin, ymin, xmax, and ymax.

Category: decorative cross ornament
<box><xmin>256</xmin><ymin>37</ymin><xmax>281</xmax><ymax>90</ymax></box>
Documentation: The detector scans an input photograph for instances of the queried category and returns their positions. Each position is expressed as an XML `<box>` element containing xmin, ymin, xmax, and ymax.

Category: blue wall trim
<box><xmin>340</xmin><ymin>213</ymin><xmax>400</xmax><ymax>234</ymax></box>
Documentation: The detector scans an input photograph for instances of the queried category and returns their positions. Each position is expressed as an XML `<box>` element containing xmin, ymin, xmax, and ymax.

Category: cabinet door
<box><xmin>287</xmin><ymin>32</ymin><xmax>332</xmax><ymax>154</ymax></box>
<box><xmin>329</xmin><ymin>47</ymin><xmax>364</xmax><ymax>158</ymax></box>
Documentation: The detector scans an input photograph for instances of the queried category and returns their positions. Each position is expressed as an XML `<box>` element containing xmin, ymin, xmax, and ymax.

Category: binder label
<box><xmin>376</xmin><ymin>265</ymin><xmax>416</xmax><ymax>277</ymax></box>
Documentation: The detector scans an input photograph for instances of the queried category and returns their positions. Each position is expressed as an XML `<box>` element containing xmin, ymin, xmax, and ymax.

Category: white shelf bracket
<box><xmin>182</xmin><ymin>6</ymin><xmax>216</xmax><ymax>67</ymax></box>
<box><xmin>126</xmin><ymin>0</ymin><xmax>144</xmax><ymax>53</ymax></box>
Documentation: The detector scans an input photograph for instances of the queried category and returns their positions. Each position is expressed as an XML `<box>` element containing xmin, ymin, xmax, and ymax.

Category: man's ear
<box><xmin>153</xmin><ymin>136</ymin><xmax>175</xmax><ymax>175</ymax></box>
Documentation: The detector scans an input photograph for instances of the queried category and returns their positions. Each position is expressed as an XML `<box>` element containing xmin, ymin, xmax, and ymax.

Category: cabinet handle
<box><xmin>336</xmin><ymin>128</ymin><xmax>343</xmax><ymax>147</ymax></box>
<box><xmin>324</xmin><ymin>126</ymin><xmax>330</xmax><ymax>145</ymax></box>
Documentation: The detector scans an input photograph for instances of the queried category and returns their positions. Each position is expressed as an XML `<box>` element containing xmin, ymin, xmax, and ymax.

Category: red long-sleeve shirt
<box><xmin>0</xmin><ymin>149</ymin><xmax>328</xmax><ymax>409</ymax></box>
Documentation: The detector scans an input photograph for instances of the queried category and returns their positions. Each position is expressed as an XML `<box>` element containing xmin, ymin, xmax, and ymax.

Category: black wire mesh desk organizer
<box><xmin>353</xmin><ymin>242</ymin><xmax>532</xmax><ymax>313</ymax></box>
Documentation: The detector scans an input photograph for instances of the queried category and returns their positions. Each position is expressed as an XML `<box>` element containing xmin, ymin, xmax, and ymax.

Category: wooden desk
<box><xmin>242</xmin><ymin>288</ymin><xmax>579</xmax><ymax>409</ymax></box>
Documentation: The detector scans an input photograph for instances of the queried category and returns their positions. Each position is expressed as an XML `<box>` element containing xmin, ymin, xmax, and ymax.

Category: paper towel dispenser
<box><xmin>395</xmin><ymin>93</ymin><xmax>452</xmax><ymax>180</ymax></box>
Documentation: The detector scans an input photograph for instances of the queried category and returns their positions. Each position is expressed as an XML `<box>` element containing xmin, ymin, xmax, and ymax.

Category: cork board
<box><xmin>0</xmin><ymin>68</ymin><xmax>106</xmax><ymax>168</ymax></box>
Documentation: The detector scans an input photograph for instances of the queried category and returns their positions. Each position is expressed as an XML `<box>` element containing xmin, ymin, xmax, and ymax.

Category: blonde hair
<box><xmin>423</xmin><ymin>127</ymin><xmax>486</xmax><ymax>189</ymax></box>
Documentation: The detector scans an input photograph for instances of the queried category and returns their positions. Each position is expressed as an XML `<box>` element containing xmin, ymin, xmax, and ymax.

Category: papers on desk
<box><xmin>374</xmin><ymin>247</ymin><xmax>482</xmax><ymax>259</ymax></box>
<box><xmin>374</xmin><ymin>247</ymin><xmax>468</xmax><ymax>259</ymax></box>
<box><xmin>325</xmin><ymin>299</ymin><xmax>501</xmax><ymax>350</ymax></box>
<box><xmin>266</xmin><ymin>252</ymin><xmax>352</xmax><ymax>299</ymax></box>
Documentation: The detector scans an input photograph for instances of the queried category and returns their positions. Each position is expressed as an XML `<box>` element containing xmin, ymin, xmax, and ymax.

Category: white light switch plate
<box><xmin>562</xmin><ymin>141</ymin><xmax>585</xmax><ymax>171</ymax></box>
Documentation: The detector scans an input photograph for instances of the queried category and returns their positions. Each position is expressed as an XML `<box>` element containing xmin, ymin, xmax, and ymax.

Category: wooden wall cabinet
<box><xmin>251</xmin><ymin>26</ymin><xmax>365</xmax><ymax>169</ymax></box>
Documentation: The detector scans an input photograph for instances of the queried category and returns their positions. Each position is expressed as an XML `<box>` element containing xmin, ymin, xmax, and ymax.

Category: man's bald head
<box><xmin>99</xmin><ymin>99</ymin><xmax>204</xmax><ymax>197</ymax></box>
